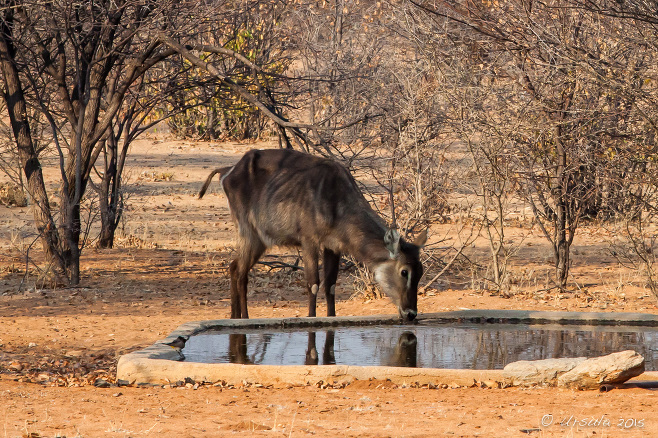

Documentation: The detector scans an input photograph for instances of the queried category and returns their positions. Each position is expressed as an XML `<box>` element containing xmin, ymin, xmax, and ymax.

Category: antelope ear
<box><xmin>384</xmin><ymin>229</ymin><xmax>401</xmax><ymax>258</ymax></box>
<box><xmin>413</xmin><ymin>229</ymin><xmax>428</xmax><ymax>247</ymax></box>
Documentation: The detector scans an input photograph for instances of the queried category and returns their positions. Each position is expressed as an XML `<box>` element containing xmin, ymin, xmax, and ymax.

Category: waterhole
<box><xmin>181</xmin><ymin>321</ymin><xmax>658</xmax><ymax>370</ymax></box>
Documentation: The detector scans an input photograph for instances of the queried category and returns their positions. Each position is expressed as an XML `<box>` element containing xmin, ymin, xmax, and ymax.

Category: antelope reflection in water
<box><xmin>386</xmin><ymin>331</ymin><xmax>417</xmax><ymax>367</ymax></box>
<box><xmin>304</xmin><ymin>330</ymin><xmax>418</xmax><ymax>367</ymax></box>
<box><xmin>228</xmin><ymin>333</ymin><xmax>252</xmax><ymax>364</ymax></box>
<box><xmin>305</xmin><ymin>331</ymin><xmax>337</xmax><ymax>365</ymax></box>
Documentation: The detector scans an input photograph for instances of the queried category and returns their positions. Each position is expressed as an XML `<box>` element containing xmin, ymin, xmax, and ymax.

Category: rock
<box><xmin>482</xmin><ymin>380</ymin><xmax>500</xmax><ymax>389</ymax></box>
<box><xmin>504</xmin><ymin>351</ymin><xmax>645</xmax><ymax>389</ymax></box>
<box><xmin>93</xmin><ymin>378</ymin><xmax>111</xmax><ymax>388</ymax></box>
<box><xmin>557</xmin><ymin>350</ymin><xmax>644</xmax><ymax>390</ymax></box>
<box><xmin>65</xmin><ymin>350</ymin><xmax>84</xmax><ymax>358</ymax></box>
<box><xmin>503</xmin><ymin>357</ymin><xmax>586</xmax><ymax>386</ymax></box>
<box><xmin>234</xmin><ymin>420</ymin><xmax>271</xmax><ymax>431</ymax></box>
<box><xmin>8</xmin><ymin>361</ymin><xmax>23</xmax><ymax>372</ymax></box>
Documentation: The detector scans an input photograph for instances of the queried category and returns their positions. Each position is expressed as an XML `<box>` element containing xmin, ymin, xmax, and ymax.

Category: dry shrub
<box><xmin>137</xmin><ymin>171</ymin><xmax>175</xmax><ymax>182</ymax></box>
<box><xmin>115</xmin><ymin>234</ymin><xmax>159</xmax><ymax>249</ymax></box>
<box><xmin>0</xmin><ymin>182</ymin><xmax>27</xmax><ymax>207</ymax></box>
<box><xmin>347</xmin><ymin>258</ymin><xmax>382</xmax><ymax>301</ymax></box>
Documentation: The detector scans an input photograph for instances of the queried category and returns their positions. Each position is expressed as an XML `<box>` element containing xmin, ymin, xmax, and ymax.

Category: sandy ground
<box><xmin>1</xmin><ymin>138</ymin><xmax>657</xmax><ymax>437</ymax></box>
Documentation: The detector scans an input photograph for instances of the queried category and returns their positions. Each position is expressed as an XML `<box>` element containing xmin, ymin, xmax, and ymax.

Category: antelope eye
<box><xmin>401</xmin><ymin>269</ymin><xmax>409</xmax><ymax>278</ymax></box>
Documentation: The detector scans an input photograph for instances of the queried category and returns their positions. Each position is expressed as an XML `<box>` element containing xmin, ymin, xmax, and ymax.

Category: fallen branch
<box><xmin>257</xmin><ymin>259</ymin><xmax>302</xmax><ymax>272</ymax></box>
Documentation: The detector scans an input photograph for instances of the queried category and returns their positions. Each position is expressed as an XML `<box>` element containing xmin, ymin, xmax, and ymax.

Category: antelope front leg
<box><xmin>302</xmin><ymin>244</ymin><xmax>320</xmax><ymax>317</ymax></box>
<box><xmin>228</xmin><ymin>260</ymin><xmax>242</xmax><ymax>319</ymax></box>
<box><xmin>323</xmin><ymin>249</ymin><xmax>340</xmax><ymax>317</ymax></box>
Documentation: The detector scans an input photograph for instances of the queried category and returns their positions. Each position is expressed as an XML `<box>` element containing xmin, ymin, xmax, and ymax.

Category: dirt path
<box><xmin>2</xmin><ymin>377</ymin><xmax>655</xmax><ymax>437</ymax></box>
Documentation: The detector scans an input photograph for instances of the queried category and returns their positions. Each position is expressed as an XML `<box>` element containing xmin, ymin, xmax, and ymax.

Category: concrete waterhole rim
<box><xmin>117</xmin><ymin>309</ymin><xmax>658</xmax><ymax>387</ymax></box>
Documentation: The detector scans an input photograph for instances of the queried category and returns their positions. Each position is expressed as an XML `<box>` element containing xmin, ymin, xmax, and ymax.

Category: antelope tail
<box><xmin>198</xmin><ymin>166</ymin><xmax>233</xmax><ymax>199</ymax></box>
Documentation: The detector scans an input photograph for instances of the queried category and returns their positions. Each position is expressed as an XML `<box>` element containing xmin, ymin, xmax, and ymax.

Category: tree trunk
<box><xmin>98</xmin><ymin>137</ymin><xmax>118</xmax><ymax>249</ymax></box>
<box><xmin>58</xmin><ymin>194</ymin><xmax>81</xmax><ymax>284</ymax></box>
<box><xmin>554</xmin><ymin>132</ymin><xmax>569</xmax><ymax>290</ymax></box>
<box><xmin>0</xmin><ymin>10</ymin><xmax>65</xmax><ymax>276</ymax></box>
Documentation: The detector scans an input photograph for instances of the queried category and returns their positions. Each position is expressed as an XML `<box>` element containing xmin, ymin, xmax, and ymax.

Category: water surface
<box><xmin>182</xmin><ymin>322</ymin><xmax>658</xmax><ymax>370</ymax></box>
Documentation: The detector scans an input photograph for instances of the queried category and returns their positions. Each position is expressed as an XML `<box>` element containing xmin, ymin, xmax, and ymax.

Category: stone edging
<box><xmin>117</xmin><ymin>309</ymin><xmax>658</xmax><ymax>386</ymax></box>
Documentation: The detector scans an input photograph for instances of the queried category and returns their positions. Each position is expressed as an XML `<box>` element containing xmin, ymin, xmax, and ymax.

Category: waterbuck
<box><xmin>199</xmin><ymin>148</ymin><xmax>426</xmax><ymax>320</ymax></box>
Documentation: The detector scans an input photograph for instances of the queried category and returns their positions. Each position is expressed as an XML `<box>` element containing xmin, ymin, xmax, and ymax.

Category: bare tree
<box><xmin>413</xmin><ymin>0</ymin><xmax>656</xmax><ymax>290</ymax></box>
<box><xmin>609</xmin><ymin>202</ymin><xmax>658</xmax><ymax>299</ymax></box>
<box><xmin>0</xmin><ymin>0</ymin><xmax>195</xmax><ymax>283</ymax></box>
<box><xmin>0</xmin><ymin>0</ymin><xmax>384</xmax><ymax>283</ymax></box>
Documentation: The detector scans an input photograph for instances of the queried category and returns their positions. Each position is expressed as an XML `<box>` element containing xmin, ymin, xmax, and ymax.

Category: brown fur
<box><xmin>200</xmin><ymin>149</ymin><xmax>426</xmax><ymax>320</ymax></box>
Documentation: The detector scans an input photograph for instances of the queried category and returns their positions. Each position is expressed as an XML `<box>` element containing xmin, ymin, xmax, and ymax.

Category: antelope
<box><xmin>199</xmin><ymin>148</ymin><xmax>426</xmax><ymax>321</ymax></box>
